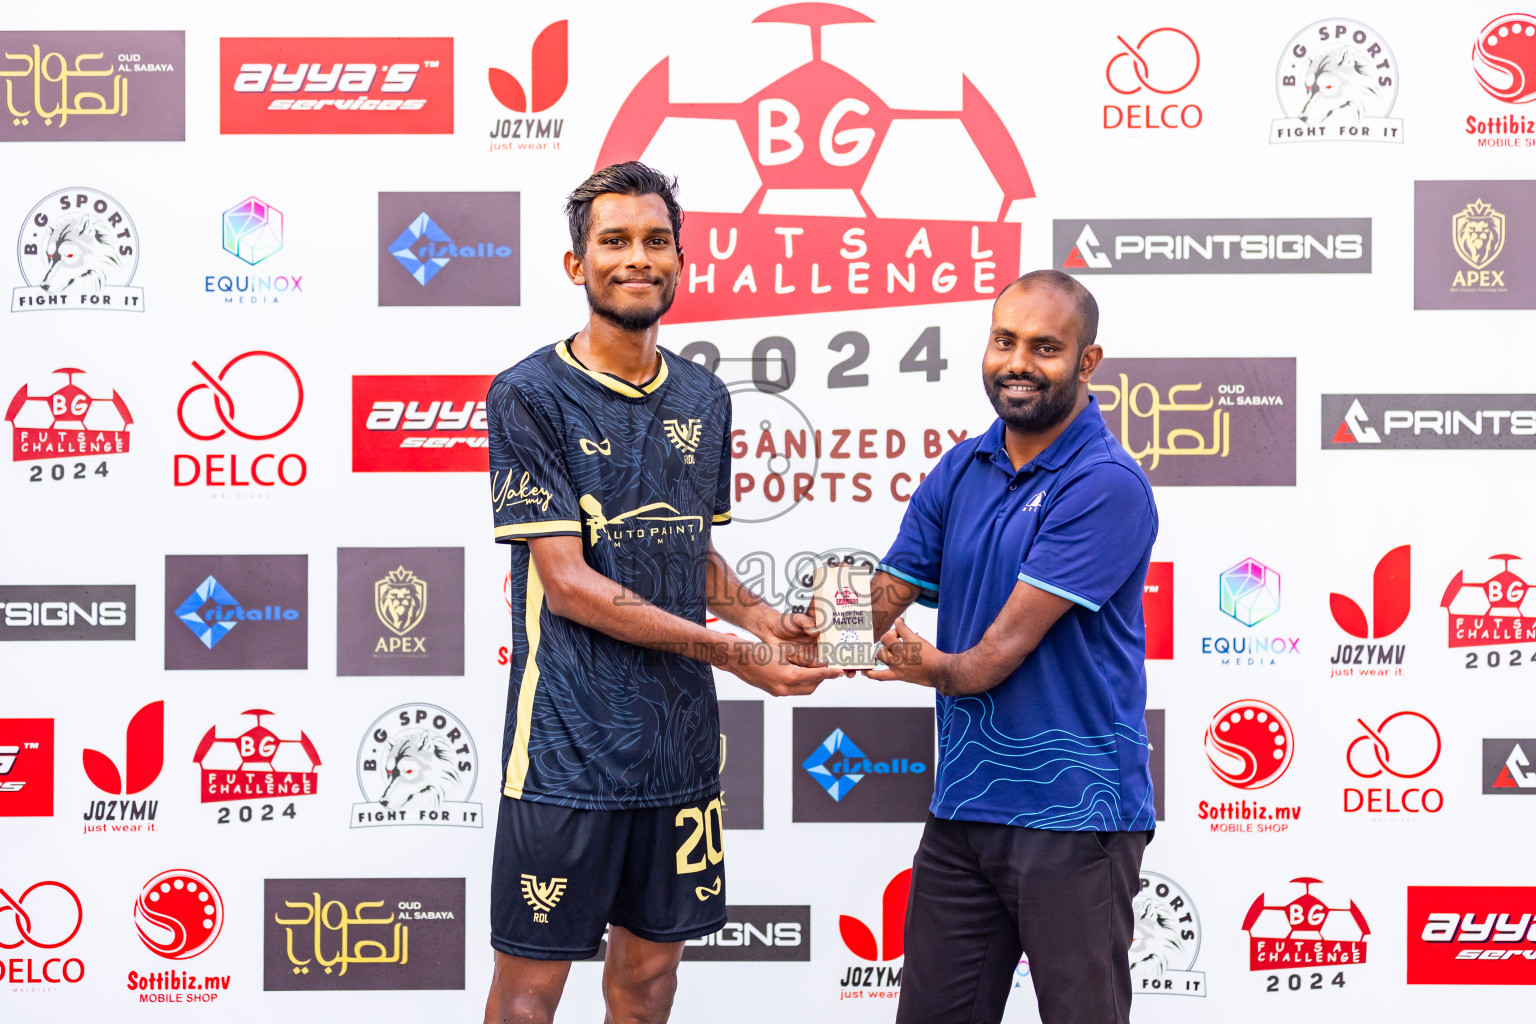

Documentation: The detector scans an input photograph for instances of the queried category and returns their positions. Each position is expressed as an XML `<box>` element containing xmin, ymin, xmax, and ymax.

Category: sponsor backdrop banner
<box><xmin>4</xmin><ymin>3</ymin><xmax>1535</xmax><ymax>1023</ymax></box>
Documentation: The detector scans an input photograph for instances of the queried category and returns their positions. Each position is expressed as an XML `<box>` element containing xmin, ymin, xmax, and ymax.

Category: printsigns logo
<box><xmin>1243</xmin><ymin>878</ymin><xmax>1368</xmax><ymax>972</ymax></box>
<box><xmin>488</xmin><ymin>21</ymin><xmax>567</xmax><ymax>152</ymax></box>
<box><xmin>193</xmin><ymin>709</ymin><xmax>320</xmax><ymax>806</ymax></box>
<box><xmin>220</xmin><ymin>37</ymin><xmax>453</xmax><ymax>134</ymax></box>
<box><xmin>0</xmin><ymin>585</ymin><xmax>134</xmax><ymax>641</ymax></box>
<box><xmin>135</xmin><ymin>870</ymin><xmax>224</xmax><ymax>959</ymax></box>
<box><xmin>352</xmin><ymin>704</ymin><xmax>481</xmax><ymax>828</ymax></box>
<box><xmin>1472</xmin><ymin>15</ymin><xmax>1536</xmax><ymax>103</ymax></box>
<box><xmin>1103</xmin><ymin>28</ymin><xmax>1202</xmax><ymax>130</ymax></box>
<box><xmin>378</xmin><ymin>193</ymin><xmax>519</xmax><ymax>307</ymax></box>
<box><xmin>338</xmin><ymin>548</ymin><xmax>464</xmax><ymax>676</ymax></box>
<box><xmin>1132</xmin><ymin>873</ymin><xmax>1205</xmax><ymax>996</ymax></box>
<box><xmin>13</xmin><ymin>188</ymin><xmax>143</xmax><ymax>312</ymax></box>
<box><xmin>1204</xmin><ymin>700</ymin><xmax>1293</xmax><ymax>790</ymax></box>
<box><xmin>263</xmin><ymin>878</ymin><xmax>465</xmax><ymax>990</ymax></box>
<box><xmin>1484</xmin><ymin>739</ymin><xmax>1536</xmax><ymax>792</ymax></box>
<box><xmin>0</xmin><ymin>719</ymin><xmax>54</xmax><ymax>817</ymax></box>
<box><xmin>1323</xmin><ymin>393</ymin><xmax>1536</xmax><ymax>449</ymax></box>
<box><xmin>1090</xmin><ymin>358</ymin><xmax>1296</xmax><ymax>486</ymax></box>
<box><xmin>352</xmin><ymin>375</ymin><xmax>491</xmax><ymax>473</ymax></box>
<box><xmin>1272</xmin><ymin>21</ymin><xmax>1401</xmax><ymax>143</ymax></box>
<box><xmin>6</xmin><ymin>367</ymin><xmax>132</xmax><ymax>466</ymax></box>
<box><xmin>1408</xmin><ymin>886</ymin><xmax>1536</xmax><ymax>984</ymax></box>
<box><xmin>0</xmin><ymin>32</ymin><xmax>185</xmax><ymax>141</ymax></box>
<box><xmin>1415</xmin><ymin>181</ymin><xmax>1535</xmax><ymax>308</ymax></box>
<box><xmin>596</xmin><ymin>5</ymin><xmax>1034</xmax><ymax>322</ymax></box>
<box><xmin>1057</xmin><ymin>218</ymin><xmax>1370</xmax><ymax>274</ymax></box>
<box><xmin>793</xmin><ymin>708</ymin><xmax>932</xmax><ymax>823</ymax></box>
<box><xmin>165</xmin><ymin>556</ymin><xmax>308</xmax><ymax>670</ymax></box>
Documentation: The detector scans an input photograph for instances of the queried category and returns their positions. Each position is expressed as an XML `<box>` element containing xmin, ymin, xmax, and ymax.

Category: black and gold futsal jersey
<box><xmin>488</xmin><ymin>338</ymin><xmax>732</xmax><ymax>810</ymax></box>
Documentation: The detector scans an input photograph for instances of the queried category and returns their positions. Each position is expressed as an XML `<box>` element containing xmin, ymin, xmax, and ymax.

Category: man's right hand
<box><xmin>729</xmin><ymin>639</ymin><xmax>841</xmax><ymax>696</ymax></box>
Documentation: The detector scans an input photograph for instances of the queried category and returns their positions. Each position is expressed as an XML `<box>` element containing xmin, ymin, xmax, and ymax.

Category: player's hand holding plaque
<box><xmin>806</xmin><ymin>556</ymin><xmax>878</xmax><ymax>670</ymax></box>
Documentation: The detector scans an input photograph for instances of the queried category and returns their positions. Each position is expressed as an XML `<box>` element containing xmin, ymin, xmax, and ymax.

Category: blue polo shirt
<box><xmin>878</xmin><ymin>396</ymin><xmax>1158</xmax><ymax>832</ymax></box>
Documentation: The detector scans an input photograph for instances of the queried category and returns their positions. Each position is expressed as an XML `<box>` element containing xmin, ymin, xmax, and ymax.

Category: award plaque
<box><xmin>808</xmin><ymin>557</ymin><xmax>878</xmax><ymax>670</ymax></box>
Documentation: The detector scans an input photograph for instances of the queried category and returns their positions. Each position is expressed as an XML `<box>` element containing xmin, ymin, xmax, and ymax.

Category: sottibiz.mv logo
<box><xmin>128</xmin><ymin>868</ymin><xmax>231</xmax><ymax>1002</ymax></box>
<box><xmin>596</xmin><ymin>4</ymin><xmax>1033</xmax><ymax>321</ymax></box>
<box><xmin>1329</xmin><ymin>544</ymin><xmax>1409</xmax><ymax>675</ymax></box>
<box><xmin>1243</xmin><ymin>878</ymin><xmax>1368</xmax><ymax>987</ymax></box>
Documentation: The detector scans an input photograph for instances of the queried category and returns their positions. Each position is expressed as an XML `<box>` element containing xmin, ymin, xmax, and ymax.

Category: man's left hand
<box><xmin>865</xmin><ymin>618</ymin><xmax>950</xmax><ymax>689</ymax></box>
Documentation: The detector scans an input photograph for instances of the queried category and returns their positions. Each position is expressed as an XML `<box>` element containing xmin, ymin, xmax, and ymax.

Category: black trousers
<box><xmin>895</xmin><ymin>815</ymin><xmax>1149</xmax><ymax>1024</ymax></box>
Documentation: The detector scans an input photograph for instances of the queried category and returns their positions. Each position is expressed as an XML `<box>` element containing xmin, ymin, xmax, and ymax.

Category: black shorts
<box><xmin>896</xmin><ymin>815</ymin><xmax>1150</xmax><ymax>1024</ymax></box>
<box><xmin>489</xmin><ymin>793</ymin><xmax>728</xmax><ymax>961</ymax></box>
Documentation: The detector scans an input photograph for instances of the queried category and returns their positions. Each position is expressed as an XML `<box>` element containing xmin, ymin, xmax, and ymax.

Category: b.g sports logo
<box><xmin>595</xmin><ymin>4</ymin><xmax>1033</xmax><ymax>321</ymax></box>
<box><xmin>220</xmin><ymin>37</ymin><xmax>453</xmax><ymax>134</ymax></box>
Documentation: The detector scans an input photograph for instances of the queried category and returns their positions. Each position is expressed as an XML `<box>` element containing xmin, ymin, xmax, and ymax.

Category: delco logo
<box><xmin>220</xmin><ymin>38</ymin><xmax>453</xmax><ymax>134</ymax></box>
<box><xmin>1409</xmin><ymin>886</ymin><xmax>1536</xmax><ymax>983</ymax></box>
<box><xmin>352</xmin><ymin>375</ymin><xmax>492</xmax><ymax>472</ymax></box>
<box><xmin>595</xmin><ymin>4</ymin><xmax>1034</xmax><ymax>321</ymax></box>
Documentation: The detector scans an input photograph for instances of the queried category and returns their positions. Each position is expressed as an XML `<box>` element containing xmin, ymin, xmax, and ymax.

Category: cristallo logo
<box><xmin>578</xmin><ymin>493</ymin><xmax>703</xmax><ymax>547</ymax></box>
<box><xmin>595</xmin><ymin>4</ymin><xmax>1033</xmax><ymax>321</ymax></box>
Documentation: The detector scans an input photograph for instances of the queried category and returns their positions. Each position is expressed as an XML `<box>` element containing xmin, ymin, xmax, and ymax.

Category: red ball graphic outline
<box><xmin>134</xmin><ymin>869</ymin><xmax>224</xmax><ymax>960</ymax></box>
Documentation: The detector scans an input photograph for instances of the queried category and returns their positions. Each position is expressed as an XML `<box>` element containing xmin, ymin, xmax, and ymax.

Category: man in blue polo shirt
<box><xmin>866</xmin><ymin>269</ymin><xmax>1157</xmax><ymax>1024</ymax></box>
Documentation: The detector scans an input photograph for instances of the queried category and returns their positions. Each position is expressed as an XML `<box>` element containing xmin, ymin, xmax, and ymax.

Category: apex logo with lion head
<box><xmin>1453</xmin><ymin>199</ymin><xmax>1506</xmax><ymax>271</ymax></box>
<box><xmin>13</xmin><ymin>188</ymin><xmax>146</xmax><ymax>312</ymax></box>
<box><xmin>352</xmin><ymin>703</ymin><xmax>481</xmax><ymax>828</ymax></box>
<box><xmin>375</xmin><ymin>566</ymin><xmax>427</xmax><ymax>636</ymax></box>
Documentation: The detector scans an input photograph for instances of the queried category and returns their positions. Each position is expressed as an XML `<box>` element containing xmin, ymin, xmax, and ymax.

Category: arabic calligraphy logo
<box><xmin>1219</xmin><ymin>558</ymin><xmax>1281</xmax><ymax>627</ymax></box>
<box><xmin>663</xmin><ymin>417</ymin><xmax>702</xmax><ymax>463</ymax></box>
<box><xmin>135</xmin><ymin>869</ymin><xmax>224</xmax><ymax>959</ymax></box>
<box><xmin>3</xmin><ymin>45</ymin><xmax>127</xmax><ymax>129</ymax></box>
<box><xmin>1204</xmin><ymin>699</ymin><xmax>1294</xmax><ymax>790</ymax></box>
<box><xmin>374</xmin><ymin>567</ymin><xmax>427</xmax><ymax>636</ymax></box>
<box><xmin>578</xmin><ymin>493</ymin><xmax>703</xmax><ymax>547</ymax></box>
<box><xmin>521</xmin><ymin>875</ymin><xmax>567</xmax><ymax>916</ymax></box>
<box><xmin>275</xmin><ymin>892</ymin><xmax>405</xmax><ymax>976</ymax></box>
<box><xmin>1347</xmin><ymin>712</ymin><xmax>1441</xmax><ymax>780</ymax></box>
<box><xmin>0</xmin><ymin>881</ymin><xmax>83</xmax><ymax>948</ymax></box>
<box><xmin>1473</xmin><ymin>14</ymin><xmax>1536</xmax><ymax>104</ymax></box>
<box><xmin>1452</xmin><ymin>199</ymin><xmax>1506</xmax><ymax>271</ymax></box>
<box><xmin>1106</xmin><ymin>28</ymin><xmax>1199</xmax><ymax>94</ymax></box>
<box><xmin>222</xmin><ymin>196</ymin><xmax>283</xmax><ymax>265</ymax></box>
<box><xmin>176</xmin><ymin>351</ymin><xmax>304</xmax><ymax>441</ymax></box>
<box><xmin>1090</xmin><ymin>371</ymin><xmax>1230</xmax><ymax>472</ymax></box>
<box><xmin>13</xmin><ymin>188</ymin><xmax>144</xmax><ymax>312</ymax></box>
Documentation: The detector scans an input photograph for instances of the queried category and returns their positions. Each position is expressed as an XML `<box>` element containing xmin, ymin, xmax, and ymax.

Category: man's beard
<box><xmin>984</xmin><ymin>370</ymin><xmax>1079</xmax><ymax>433</ymax></box>
<box><xmin>585</xmin><ymin>278</ymin><xmax>676</xmax><ymax>333</ymax></box>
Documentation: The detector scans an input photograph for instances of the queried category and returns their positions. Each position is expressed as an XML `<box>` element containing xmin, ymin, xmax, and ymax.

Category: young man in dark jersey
<box><xmin>483</xmin><ymin>162</ymin><xmax>839</xmax><ymax>1024</ymax></box>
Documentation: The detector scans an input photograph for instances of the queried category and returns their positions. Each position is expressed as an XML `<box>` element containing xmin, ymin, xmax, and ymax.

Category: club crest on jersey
<box><xmin>663</xmin><ymin>418</ymin><xmax>702</xmax><ymax>463</ymax></box>
<box><xmin>521</xmin><ymin>874</ymin><xmax>567</xmax><ymax>922</ymax></box>
<box><xmin>579</xmin><ymin>494</ymin><xmax>703</xmax><ymax>547</ymax></box>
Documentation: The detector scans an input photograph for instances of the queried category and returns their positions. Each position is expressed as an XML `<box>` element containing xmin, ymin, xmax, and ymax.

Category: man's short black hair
<box><xmin>999</xmin><ymin>269</ymin><xmax>1100</xmax><ymax>350</ymax></box>
<box><xmin>565</xmin><ymin>161</ymin><xmax>683</xmax><ymax>258</ymax></box>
